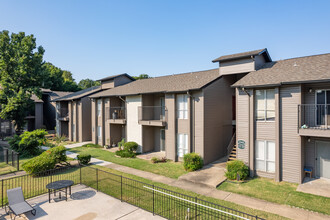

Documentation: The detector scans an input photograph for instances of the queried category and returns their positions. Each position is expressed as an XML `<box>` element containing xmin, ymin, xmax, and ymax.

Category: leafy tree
<box><xmin>78</xmin><ymin>78</ymin><xmax>101</xmax><ymax>90</ymax></box>
<box><xmin>42</xmin><ymin>62</ymin><xmax>80</xmax><ymax>92</ymax></box>
<box><xmin>0</xmin><ymin>30</ymin><xmax>45</xmax><ymax>132</ymax></box>
<box><xmin>133</xmin><ymin>74</ymin><xmax>150</xmax><ymax>80</ymax></box>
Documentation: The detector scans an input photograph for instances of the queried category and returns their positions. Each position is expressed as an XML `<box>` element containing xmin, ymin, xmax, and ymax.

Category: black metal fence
<box><xmin>0</xmin><ymin>165</ymin><xmax>265</xmax><ymax>220</ymax></box>
<box><xmin>0</xmin><ymin>147</ymin><xmax>19</xmax><ymax>171</ymax></box>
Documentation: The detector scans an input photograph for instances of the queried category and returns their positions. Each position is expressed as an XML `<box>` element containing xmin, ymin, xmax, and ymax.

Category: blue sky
<box><xmin>1</xmin><ymin>1</ymin><xmax>330</xmax><ymax>82</ymax></box>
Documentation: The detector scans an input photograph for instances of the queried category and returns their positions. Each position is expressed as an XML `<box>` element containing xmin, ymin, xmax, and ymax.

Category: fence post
<box><xmin>4</xmin><ymin>148</ymin><xmax>8</xmax><ymax>164</ymax></box>
<box><xmin>96</xmin><ymin>168</ymin><xmax>98</xmax><ymax>192</ymax></box>
<box><xmin>79</xmin><ymin>166</ymin><xmax>82</xmax><ymax>184</ymax></box>
<box><xmin>11</xmin><ymin>151</ymin><xmax>14</xmax><ymax>166</ymax></box>
<box><xmin>120</xmin><ymin>175</ymin><xmax>122</xmax><ymax>202</ymax></box>
<box><xmin>152</xmin><ymin>185</ymin><xmax>155</xmax><ymax>215</ymax></box>
<box><xmin>1</xmin><ymin>179</ymin><xmax>3</xmax><ymax>208</ymax></box>
<box><xmin>16</xmin><ymin>153</ymin><xmax>19</xmax><ymax>171</ymax></box>
<box><xmin>195</xmin><ymin>197</ymin><xmax>197</xmax><ymax>218</ymax></box>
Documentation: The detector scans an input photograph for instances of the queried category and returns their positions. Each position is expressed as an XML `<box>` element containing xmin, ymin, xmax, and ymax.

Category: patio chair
<box><xmin>5</xmin><ymin>187</ymin><xmax>36</xmax><ymax>220</ymax></box>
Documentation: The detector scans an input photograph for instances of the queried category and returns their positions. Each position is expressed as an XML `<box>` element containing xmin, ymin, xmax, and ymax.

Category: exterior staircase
<box><xmin>226</xmin><ymin>132</ymin><xmax>237</xmax><ymax>162</ymax></box>
<box><xmin>228</xmin><ymin>145</ymin><xmax>237</xmax><ymax>161</ymax></box>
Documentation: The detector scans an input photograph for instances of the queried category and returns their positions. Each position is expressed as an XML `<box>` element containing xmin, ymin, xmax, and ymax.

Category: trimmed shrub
<box><xmin>8</xmin><ymin>129</ymin><xmax>48</xmax><ymax>157</ymax></box>
<box><xmin>225</xmin><ymin>160</ymin><xmax>249</xmax><ymax>180</ymax></box>
<box><xmin>22</xmin><ymin>146</ymin><xmax>67</xmax><ymax>174</ymax></box>
<box><xmin>115</xmin><ymin>150</ymin><xmax>136</xmax><ymax>158</ymax></box>
<box><xmin>123</xmin><ymin>142</ymin><xmax>138</xmax><ymax>152</ymax></box>
<box><xmin>117</xmin><ymin>138</ymin><xmax>125</xmax><ymax>149</ymax></box>
<box><xmin>183</xmin><ymin>153</ymin><xmax>203</xmax><ymax>171</ymax></box>
<box><xmin>151</xmin><ymin>157</ymin><xmax>168</xmax><ymax>164</ymax></box>
<box><xmin>77</xmin><ymin>153</ymin><xmax>91</xmax><ymax>165</ymax></box>
<box><xmin>82</xmin><ymin>144</ymin><xmax>103</xmax><ymax>148</ymax></box>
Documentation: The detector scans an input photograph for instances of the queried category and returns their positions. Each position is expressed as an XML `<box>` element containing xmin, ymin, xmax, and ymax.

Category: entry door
<box><xmin>316</xmin><ymin>141</ymin><xmax>330</xmax><ymax>179</ymax></box>
<box><xmin>316</xmin><ymin>90</ymin><xmax>330</xmax><ymax>126</ymax></box>
<box><xmin>160</xmin><ymin>129</ymin><xmax>165</xmax><ymax>151</ymax></box>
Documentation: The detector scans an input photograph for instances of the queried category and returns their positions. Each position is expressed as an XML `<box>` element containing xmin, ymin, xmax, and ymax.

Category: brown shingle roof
<box><xmin>212</xmin><ymin>48</ymin><xmax>271</xmax><ymax>62</ymax></box>
<box><xmin>53</xmin><ymin>86</ymin><xmax>102</xmax><ymax>101</ymax></box>
<box><xmin>232</xmin><ymin>53</ymin><xmax>330</xmax><ymax>88</ymax></box>
<box><xmin>98</xmin><ymin>73</ymin><xmax>135</xmax><ymax>82</ymax></box>
<box><xmin>89</xmin><ymin>69</ymin><xmax>220</xmax><ymax>98</ymax></box>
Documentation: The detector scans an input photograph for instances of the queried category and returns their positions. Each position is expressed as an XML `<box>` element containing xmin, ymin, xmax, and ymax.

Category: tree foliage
<box><xmin>0</xmin><ymin>30</ymin><xmax>45</xmax><ymax>132</ymax></box>
<box><xmin>42</xmin><ymin>62</ymin><xmax>80</xmax><ymax>92</ymax></box>
<box><xmin>133</xmin><ymin>74</ymin><xmax>150</xmax><ymax>80</ymax></box>
<box><xmin>78</xmin><ymin>78</ymin><xmax>100</xmax><ymax>90</ymax></box>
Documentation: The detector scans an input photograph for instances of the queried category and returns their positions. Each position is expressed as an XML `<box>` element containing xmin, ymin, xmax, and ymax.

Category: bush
<box><xmin>183</xmin><ymin>153</ymin><xmax>203</xmax><ymax>171</ymax></box>
<box><xmin>22</xmin><ymin>146</ymin><xmax>67</xmax><ymax>174</ymax></box>
<box><xmin>77</xmin><ymin>153</ymin><xmax>91</xmax><ymax>165</ymax></box>
<box><xmin>8</xmin><ymin>129</ymin><xmax>48</xmax><ymax>157</ymax></box>
<box><xmin>82</xmin><ymin>144</ymin><xmax>103</xmax><ymax>148</ymax></box>
<box><xmin>225</xmin><ymin>160</ymin><xmax>249</xmax><ymax>180</ymax></box>
<box><xmin>151</xmin><ymin>157</ymin><xmax>168</xmax><ymax>164</ymax></box>
<box><xmin>123</xmin><ymin>142</ymin><xmax>138</xmax><ymax>152</ymax></box>
<box><xmin>115</xmin><ymin>150</ymin><xmax>136</xmax><ymax>158</ymax></box>
<box><xmin>117</xmin><ymin>138</ymin><xmax>125</xmax><ymax>149</ymax></box>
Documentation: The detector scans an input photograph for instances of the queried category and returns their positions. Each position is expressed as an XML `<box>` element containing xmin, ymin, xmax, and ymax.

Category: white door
<box><xmin>316</xmin><ymin>141</ymin><xmax>330</xmax><ymax>179</ymax></box>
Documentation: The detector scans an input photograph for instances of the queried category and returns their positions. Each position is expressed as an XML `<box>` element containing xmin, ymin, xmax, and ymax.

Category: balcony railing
<box><xmin>138</xmin><ymin>106</ymin><xmax>166</xmax><ymax>122</ymax></box>
<box><xmin>105</xmin><ymin>107</ymin><xmax>126</xmax><ymax>120</ymax></box>
<box><xmin>298</xmin><ymin>104</ymin><xmax>330</xmax><ymax>130</ymax></box>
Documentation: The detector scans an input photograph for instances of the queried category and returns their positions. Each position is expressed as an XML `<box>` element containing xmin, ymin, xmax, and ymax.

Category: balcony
<box><xmin>58</xmin><ymin>108</ymin><xmax>69</xmax><ymax>121</ymax></box>
<box><xmin>105</xmin><ymin>107</ymin><xmax>126</xmax><ymax>124</ymax></box>
<box><xmin>138</xmin><ymin>106</ymin><xmax>166</xmax><ymax>127</ymax></box>
<box><xmin>298</xmin><ymin>104</ymin><xmax>330</xmax><ymax>137</ymax></box>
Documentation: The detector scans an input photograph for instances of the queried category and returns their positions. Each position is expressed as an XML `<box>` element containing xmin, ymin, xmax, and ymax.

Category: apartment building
<box><xmin>0</xmin><ymin>89</ymin><xmax>71</xmax><ymax>136</ymax></box>
<box><xmin>54</xmin><ymin>74</ymin><xmax>134</xmax><ymax>142</ymax></box>
<box><xmin>233</xmin><ymin>52</ymin><xmax>330</xmax><ymax>183</ymax></box>
<box><xmin>90</xmin><ymin>66</ymin><xmax>241</xmax><ymax>164</ymax></box>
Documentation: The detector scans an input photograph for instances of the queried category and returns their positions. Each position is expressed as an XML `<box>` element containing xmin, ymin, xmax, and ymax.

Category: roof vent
<box><xmin>293</xmin><ymin>62</ymin><xmax>299</xmax><ymax>67</ymax></box>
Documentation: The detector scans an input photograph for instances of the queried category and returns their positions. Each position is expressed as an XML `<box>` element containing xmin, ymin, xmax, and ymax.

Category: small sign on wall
<box><xmin>238</xmin><ymin>140</ymin><xmax>245</xmax><ymax>149</ymax></box>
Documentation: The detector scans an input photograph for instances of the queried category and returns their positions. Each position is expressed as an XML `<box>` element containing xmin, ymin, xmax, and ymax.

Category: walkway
<box><xmin>41</xmin><ymin>143</ymin><xmax>330</xmax><ymax>219</ymax></box>
<box><xmin>297</xmin><ymin>177</ymin><xmax>330</xmax><ymax>198</ymax></box>
<box><xmin>178</xmin><ymin>157</ymin><xmax>227</xmax><ymax>188</ymax></box>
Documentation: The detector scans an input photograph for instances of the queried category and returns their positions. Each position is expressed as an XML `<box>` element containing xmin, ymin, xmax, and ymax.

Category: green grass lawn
<box><xmin>88</xmin><ymin>165</ymin><xmax>288</xmax><ymax>220</ymax></box>
<box><xmin>217</xmin><ymin>177</ymin><xmax>330</xmax><ymax>216</ymax></box>
<box><xmin>0</xmin><ymin>157</ymin><xmax>32</xmax><ymax>175</ymax></box>
<box><xmin>70</xmin><ymin>147</ymin><xmax>188</xmax><ymax>179</ymax></box>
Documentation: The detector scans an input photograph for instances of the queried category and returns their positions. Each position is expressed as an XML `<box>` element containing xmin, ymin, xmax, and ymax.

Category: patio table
<box><xmin>46</xmin><ymin>180</ymin><xmax>74</xmax><ymax>203</ymax></box>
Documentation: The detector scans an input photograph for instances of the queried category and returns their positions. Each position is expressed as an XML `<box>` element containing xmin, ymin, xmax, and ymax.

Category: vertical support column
<box><xmin>91</xmin><ymin>99</ymin><xmax>97</xmax><ymax>144</ymax></box>
<box><xmin>275</xmin><ymin>87</ymin><xmax>281</xmax><ymax>182</ymax></box>
<box><xmin>187</xmin><ymin>95</ymin><xmax>192</xmax><ymax>153</ymax></box>
<box><xmin>68</xmin><ymin>102</ymin><xmax>72</xmax><ymax>141</ymax></box>
<box><xmin>78</xmin><ymin>100</ymin><xmax>83</xmax><ymax>142</ymax></box>
<box><xmin>101</xmin><ymin>98</ymin><xmax>105</xmax><ymax>146</ymax></box>
<box><xmin>165</xmin><ymin>94</ymin><xmax>176</xmax><ymax>161</ymax></box>
<box><xmin>248</xmin><ymin>89</ymin><xmax>255</xmax><ymax>177</ymax></box>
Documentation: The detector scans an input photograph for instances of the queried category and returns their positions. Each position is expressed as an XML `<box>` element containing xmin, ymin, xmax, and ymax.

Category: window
<box><xmin>255</xmin><ymin>89</ymin><xmax>275</xmax><ymax>121</ymax></box>
<box><xmin>177</xmin><ymin>133</ymin><xmax>188</xmax><ymax>157</ymax></box>
<box><xmin>97</xmin><ymin>100</ymin><xmax>102</xmax><ymax>117</ymax></box>
<box><xmin>97</xmin><ymin>126</ymin><xmax>102</xmax><ymax>138</ymax></box>
<box><xmin>255</xmin><ymin>140</ymin><xmax>275</xmax><ymax>173</ymax></box>
<box><xmin>176</xmin><ymin>94</ymin><xmax>188</xmax><ymax>119</ymax></box>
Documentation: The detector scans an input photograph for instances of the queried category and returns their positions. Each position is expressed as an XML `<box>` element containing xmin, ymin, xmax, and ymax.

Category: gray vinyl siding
<box><xmin>255</xmin><ymin>122</ymin><xmax>276</xmax><ymax>140</ymax></box>
<box><xmin>220</xmin><ymin>58</ymin><xmax>255</xmax><ymax>75</ymax></box>
<box><xmin>236</xmin><ymin>88</ymin><xmax>250</xmax><ymax>164</ymax></box>
<box><xmin>280</xmin><ymin>85</ymin><xmax>302</xmax><ymax>183</ymax></box>
<box><xmin>203</xmin><ymin>76</ymin><xmax>235</xmax><ymax>164</ymax></box>
<box><xmin>81</xmin><ymin>96</ymin><xmax>92</xmax><ymax>142</ymax></box>
<box><xmin>165</xmin><ymin>94</ymin><xmax>176</xmax><ymax>160</ymax></box>
<box><xmin>192</xmin><ymin>91</ymin><xmax>204</xmax><ymax>160</ymax></box>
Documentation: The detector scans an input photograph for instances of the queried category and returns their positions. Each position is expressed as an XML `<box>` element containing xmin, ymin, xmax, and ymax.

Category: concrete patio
<box><xmin>0</xmin><ymin>185</ymin><xmax>164</xmax><ymax>220</ymax></box>
<box><xmin>297</xmin><ymin>177</ymin><xmax>330</xmax><ymax>198</ymax></box>
<box><xmin>136</xmin><ymin>151</ymin><xmax>166</xmax><ymax>160</ymax></box>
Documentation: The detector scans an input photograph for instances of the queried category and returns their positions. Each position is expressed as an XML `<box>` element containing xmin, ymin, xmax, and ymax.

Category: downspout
<box><xmin>187</xmin><ymin>91</ymin><xmax>195</xmax><ymax>153</ymax></box>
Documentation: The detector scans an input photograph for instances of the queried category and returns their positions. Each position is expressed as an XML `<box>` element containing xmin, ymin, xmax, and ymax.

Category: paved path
<box><xmin>39</xmin><ymin>144</ymin><xmax>330</xmax><ymax>219</ymax></box>
<box><xmin>178</xmin><ymin>157</ymin><xmax>227</xmax><ymax>188</ymax></box>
